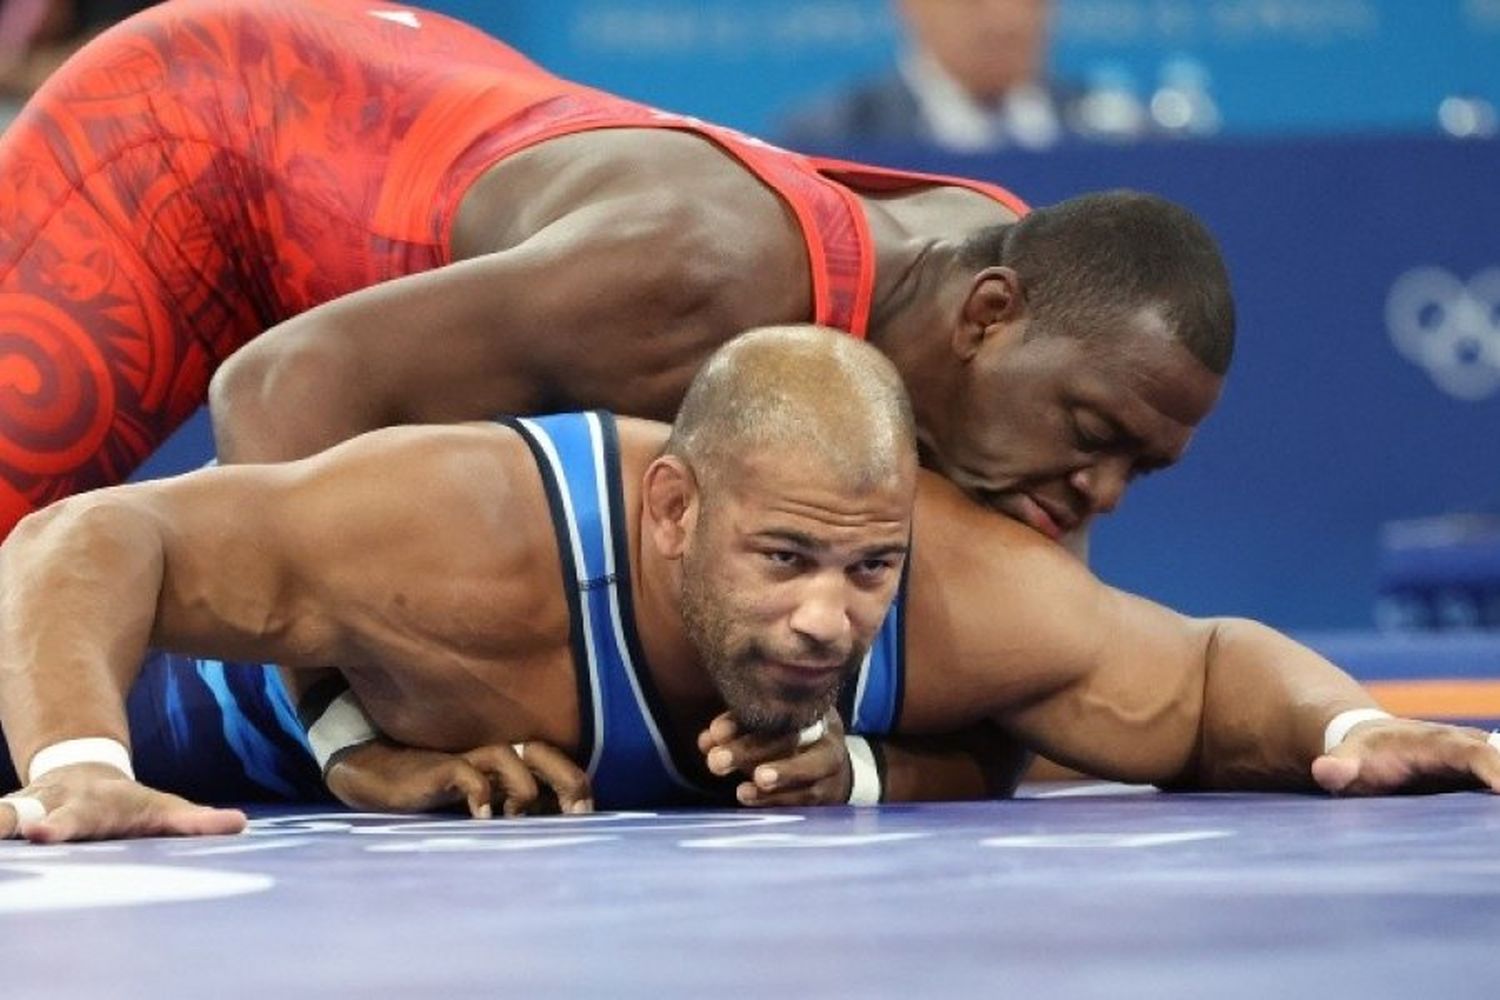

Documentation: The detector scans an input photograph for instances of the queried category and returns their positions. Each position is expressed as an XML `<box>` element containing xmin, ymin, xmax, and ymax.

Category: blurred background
<box><xmin>450</xmin><ymin>0</ymin><xmax>1500</xmax><ymax>145</ymax></box>
<box><xmin>34</xmin><ymin>0</ymin><xmax>1489</xmax><ymax>647</ymax></box>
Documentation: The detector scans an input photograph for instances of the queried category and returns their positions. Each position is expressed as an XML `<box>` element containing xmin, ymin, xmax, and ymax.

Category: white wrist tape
<box><xmin>3</xmin><ymin>794</ymin><xmax>46</xmax><ymax>837</ymax></box>
<box><xmin>1322</xmin><ymin>708</ymin><xmax>1394</xmax><ymax>754</ymax></box>
<box><xmin>796</xmin><ymin>718</ymin><xmax>827</xmax><ymax>749</ymax></box>
<box><xmin>27</xmin><ymin>737</ymin><xmax>134</xmax><ymax>784</ymax></box>
<box><xmin>844</xmin><ymin>734</ymin><xmax>882</xmax><ymax>806</ymax></box>
<box><xmin>306</xmin><ymin>690</ymin><xmax>379</xmax><ymax>773</ymax></box>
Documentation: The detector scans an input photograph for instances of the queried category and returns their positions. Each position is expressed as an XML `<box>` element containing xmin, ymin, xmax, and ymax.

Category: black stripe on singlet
<box><xmin>496</xmin><ymin>416</ymin><xmax>596</xmax><ymax>769</ymax></box>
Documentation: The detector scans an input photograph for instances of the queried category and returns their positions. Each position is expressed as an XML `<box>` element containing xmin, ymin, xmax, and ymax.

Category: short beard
<box><xmin>680</xmin><ymin>551</ymin><xmax>863</xmax><ymax>736</ymax></box>
<box><xmin>687</xmin><ymin>554</ymin><xmax>864</xmax><ymax>734</ymax></box>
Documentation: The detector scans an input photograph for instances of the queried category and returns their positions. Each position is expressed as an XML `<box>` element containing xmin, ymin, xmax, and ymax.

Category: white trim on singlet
<box><xmin>518</xmin><ymin>417</ymin><xmax>607</xmax><ymax>777</ymax></box>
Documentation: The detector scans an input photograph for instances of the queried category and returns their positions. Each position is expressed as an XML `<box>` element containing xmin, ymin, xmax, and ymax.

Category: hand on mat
<box><xmin>1</xmin><ymin>764</ymin><xmax>247</xmax><ymax>843</ymax></box>
<box><xmin>1311</xmin><ymin>718</ymin><xmax>1500</xmax><ymax>795</ymax></box>
<box><xmin>698</xmin><ymin>710</ymin><xmax>852</xmax><ymax>807</ymax></box>
<box><xmin>326</xmin><ymin>738</ymin><xmax>593</xmax><ymax>818</ymax></box>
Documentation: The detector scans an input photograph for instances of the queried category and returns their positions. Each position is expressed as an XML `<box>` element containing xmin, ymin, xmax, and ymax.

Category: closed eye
<box><xmin>1072</xmin><ymin>413</ymin><xmax>1117</xmax><ymax>453</ymax></box>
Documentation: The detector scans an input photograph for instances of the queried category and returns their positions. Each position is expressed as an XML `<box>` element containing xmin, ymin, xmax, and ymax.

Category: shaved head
<box><xmin>652</xmin><ymin>325</ymin><xmax>918</xmax><ymax>736</ymax></box>
<box><xmin>665</xmin><ymin>325</ymin><xmax>917</xmax><ymax>497</ymax></box>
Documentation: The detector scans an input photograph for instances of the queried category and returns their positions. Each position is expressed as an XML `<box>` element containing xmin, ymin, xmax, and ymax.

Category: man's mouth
<box><xmin>1015</xmin><ymin>493</ymin><xmax>1076</xmax><ymax>540</ymax></box>
<box><xmin>756</xmin><ymin>654</ymin><xmax>848</xmax><ymax>693</ymax></box>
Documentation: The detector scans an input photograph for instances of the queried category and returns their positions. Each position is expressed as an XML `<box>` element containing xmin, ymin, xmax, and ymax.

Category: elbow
<box><xmin>207</xmin><ymin>343</ymin><xmax>268</xmax><ymax>451</ymax></box>
<box><xmin>3</xmin><ymin>492</ymin><xmax>163</xmax><ymax>588</ymax></box>
<box><xmin>209</xmin><ymin>333</ymin><xmax>373</xmax><ymax>463</ymax></box>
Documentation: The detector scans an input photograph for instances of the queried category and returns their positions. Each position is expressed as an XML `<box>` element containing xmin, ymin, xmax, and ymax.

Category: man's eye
<box><xmin>1074</xmin><ymin>426</ymin><xmax>1110</xmax><ymax>451</ymax></box>
<box><xmin>764</xmin><ymin>551</ymin><xmax>802</xmax><ymax>568</ymax></box>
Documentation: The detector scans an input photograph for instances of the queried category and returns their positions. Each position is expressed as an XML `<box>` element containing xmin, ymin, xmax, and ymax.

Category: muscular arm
<box><xmin>902</xmin><ymin>476</ymin><xmax>1382</xmax><ymax>793</ymax></box>
<box><xmin>210</xmin><ymin>170</ymin><xmax>803</xmax><ymax>466</ymax></box>
<box><xmin>1007</xmin><ymin>594</ymin><xmax>1375</xmax><ymax>790</ymax></box>
<box><xmin>0</xmin><ymin>425</ymin><xmax>520</xmax><ymax>779</ymax></box>
<box><xmin>213</xmin><ymin>201</ymin><xmax>692</xmax><ymax>462</ymax></box>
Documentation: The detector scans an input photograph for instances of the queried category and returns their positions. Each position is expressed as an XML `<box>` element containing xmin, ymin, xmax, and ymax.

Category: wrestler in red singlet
<box><xmin>0</xmin><ymin>0</ymin><xmax>1026</xmax><ymax>534</ymax></box>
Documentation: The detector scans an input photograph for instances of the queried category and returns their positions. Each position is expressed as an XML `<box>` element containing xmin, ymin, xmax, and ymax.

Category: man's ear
<box><xmin>642</xmin><ymin>455</ymin><xmax>699</xmax><ymax>560</ymax></box>
<box><xmin>953</xmin><ymin>266</ymin><xmax>1026</xmax><ymax>362</ymax></box>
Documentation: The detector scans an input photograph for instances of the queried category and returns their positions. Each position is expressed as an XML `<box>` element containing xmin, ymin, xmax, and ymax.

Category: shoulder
<box><xmin>290</xmin><ymin>423</ymin><xmax>539</xmax><ymax>524</ymax></box>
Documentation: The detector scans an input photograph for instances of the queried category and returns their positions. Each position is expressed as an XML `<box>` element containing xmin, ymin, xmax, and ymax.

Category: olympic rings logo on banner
<box><xmin>1385</xmin><ymin>267</ymin><xmax>1500</xmax><ymax>402</ymax></box>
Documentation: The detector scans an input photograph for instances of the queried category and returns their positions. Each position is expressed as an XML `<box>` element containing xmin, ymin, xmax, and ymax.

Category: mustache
<box><xmin>747</xmin><ymin>636</ymin><xmax>851</xmax><ymax>668</ymax></box>
<box><xmin>744</xmin><ymin>636</ymin><xmax>865</xmax><ymax>675</ymax></box>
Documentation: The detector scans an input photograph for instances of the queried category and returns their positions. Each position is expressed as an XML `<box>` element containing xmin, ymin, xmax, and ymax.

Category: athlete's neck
<box><xmin>860</xmin><ymin>226</ymin><xmax>968</xmax><ymax>458</ymax></box>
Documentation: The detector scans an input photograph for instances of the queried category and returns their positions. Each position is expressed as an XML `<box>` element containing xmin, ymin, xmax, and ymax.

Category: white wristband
<box><xmin>306</xmin><ymin>690</ymin><xmax>379</xmax><ymax>773</ymax></box>
<box><xmin>27</xmin><ymin>737</ymin><xmax>135</xmax><ymax>784</ymax></box>
<box><xmin>1322</xmin><ymin>708</ymin><xmax>1394</xmax><ymax>754</ymax></box>
<box><xmin>844</xmin><ymin>734</ymin><xmax>882</xmax><ymax>806</ymax></box>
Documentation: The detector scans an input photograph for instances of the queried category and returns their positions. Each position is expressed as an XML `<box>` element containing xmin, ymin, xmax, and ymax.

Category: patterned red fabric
<box><xmin>0</xmin><ymin>0</ymin><xmax>1027</xmax><ymax>534</ymax></box>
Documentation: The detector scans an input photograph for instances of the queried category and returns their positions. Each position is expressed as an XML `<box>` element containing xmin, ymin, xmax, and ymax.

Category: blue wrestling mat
<box><xmin>7</xmin><ymin>790</ymin><xmax>1500</xmax><ymax>999</ymax></box>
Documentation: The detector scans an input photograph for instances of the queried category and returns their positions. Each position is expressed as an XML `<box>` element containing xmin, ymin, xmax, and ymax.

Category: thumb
<box><xmin>1311</xmin><ymin>752</ymin><xmax>1361</xmax><ymax>794</ymax></box>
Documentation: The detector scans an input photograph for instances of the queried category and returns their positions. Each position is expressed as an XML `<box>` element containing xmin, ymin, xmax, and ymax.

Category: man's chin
<box><xmin>728</xmin><ymin>699</ymin><xmax>827</xmax><ymax>738</ymax></box>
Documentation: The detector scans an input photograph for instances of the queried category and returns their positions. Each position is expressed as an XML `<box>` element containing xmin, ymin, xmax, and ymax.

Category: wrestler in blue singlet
<box><xmin>0</xmin><ymin>413</ymin><xmax>908</xmax><ymax>808</ymax></box>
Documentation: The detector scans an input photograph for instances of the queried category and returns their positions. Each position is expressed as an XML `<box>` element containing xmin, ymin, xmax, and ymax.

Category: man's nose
<box><xmin>1069</xmin><ymin>456</ymin><xmax>1132</xmax><ymax>515</ymax></box>
<box><xmin>788</xmin><ymin>573</ymin><xmax>853</xmax><ymax>649</ymax></box>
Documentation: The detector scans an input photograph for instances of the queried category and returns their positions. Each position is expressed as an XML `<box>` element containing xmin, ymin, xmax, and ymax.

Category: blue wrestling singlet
<box><xmin>0</xmin><ymin>412</ymin><xmax>908</xmax><ymax>809</ymax></box>
<box><xmin>505</xmin><ymin>412</ymin><xmax>909</xmax><ymax>808</ymax></box>
<box><xmin>0</xmin><ymin>652</ymin><xmax>328</xmax><ymax>803</ymax></box>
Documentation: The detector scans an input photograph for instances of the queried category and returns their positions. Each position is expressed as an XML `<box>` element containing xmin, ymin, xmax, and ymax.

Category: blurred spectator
<box><xmin>0</xmin><ymin>0</ymin><xmax>154</xmax><ymax>128</ymax></box>
<box><xmin>778</xmin><ymin>0</ymin><xmax>1153</xmax><ymax>153</ymax></box>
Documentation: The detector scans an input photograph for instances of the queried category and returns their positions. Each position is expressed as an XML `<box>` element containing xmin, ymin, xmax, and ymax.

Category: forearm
<box><xmin>0</xmin><ymin>499</ymin><xmax>164</xmax><ymax>777</ymax></box>
<box><xmin>878</xmin><ymin>725</ymin><xmax>1033</xmax><ymax>803</ymax></box>
<box><xmin>1186</xmin><ymin>618</ymin><xmax>1380</xmax><ymax>790</ymax></box>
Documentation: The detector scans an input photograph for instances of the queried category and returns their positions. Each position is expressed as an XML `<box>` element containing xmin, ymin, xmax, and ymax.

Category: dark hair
<box><xmin>959</xmin><ymin>190</ymin><xmax>1236</xmax><ymax>375</ymax></box>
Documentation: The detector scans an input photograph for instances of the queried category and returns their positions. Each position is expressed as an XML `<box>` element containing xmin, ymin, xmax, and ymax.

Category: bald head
<box><xmin>666</xmin><ymin>325</ymin><xmax>916</xmax><ymax>496</ymax></box>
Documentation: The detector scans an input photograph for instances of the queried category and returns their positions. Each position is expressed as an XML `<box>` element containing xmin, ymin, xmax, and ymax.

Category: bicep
<box><xmin>145</xmin><ymin>431</ymin><xmax>424</xmax><ymax>653</ymax></box>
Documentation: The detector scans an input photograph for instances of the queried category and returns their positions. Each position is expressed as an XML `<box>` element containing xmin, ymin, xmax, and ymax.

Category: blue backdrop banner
<box><xmin>423</xmin><ymin>0</ymin><xmax>1500</xmax><ymax>139</ymax></box>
